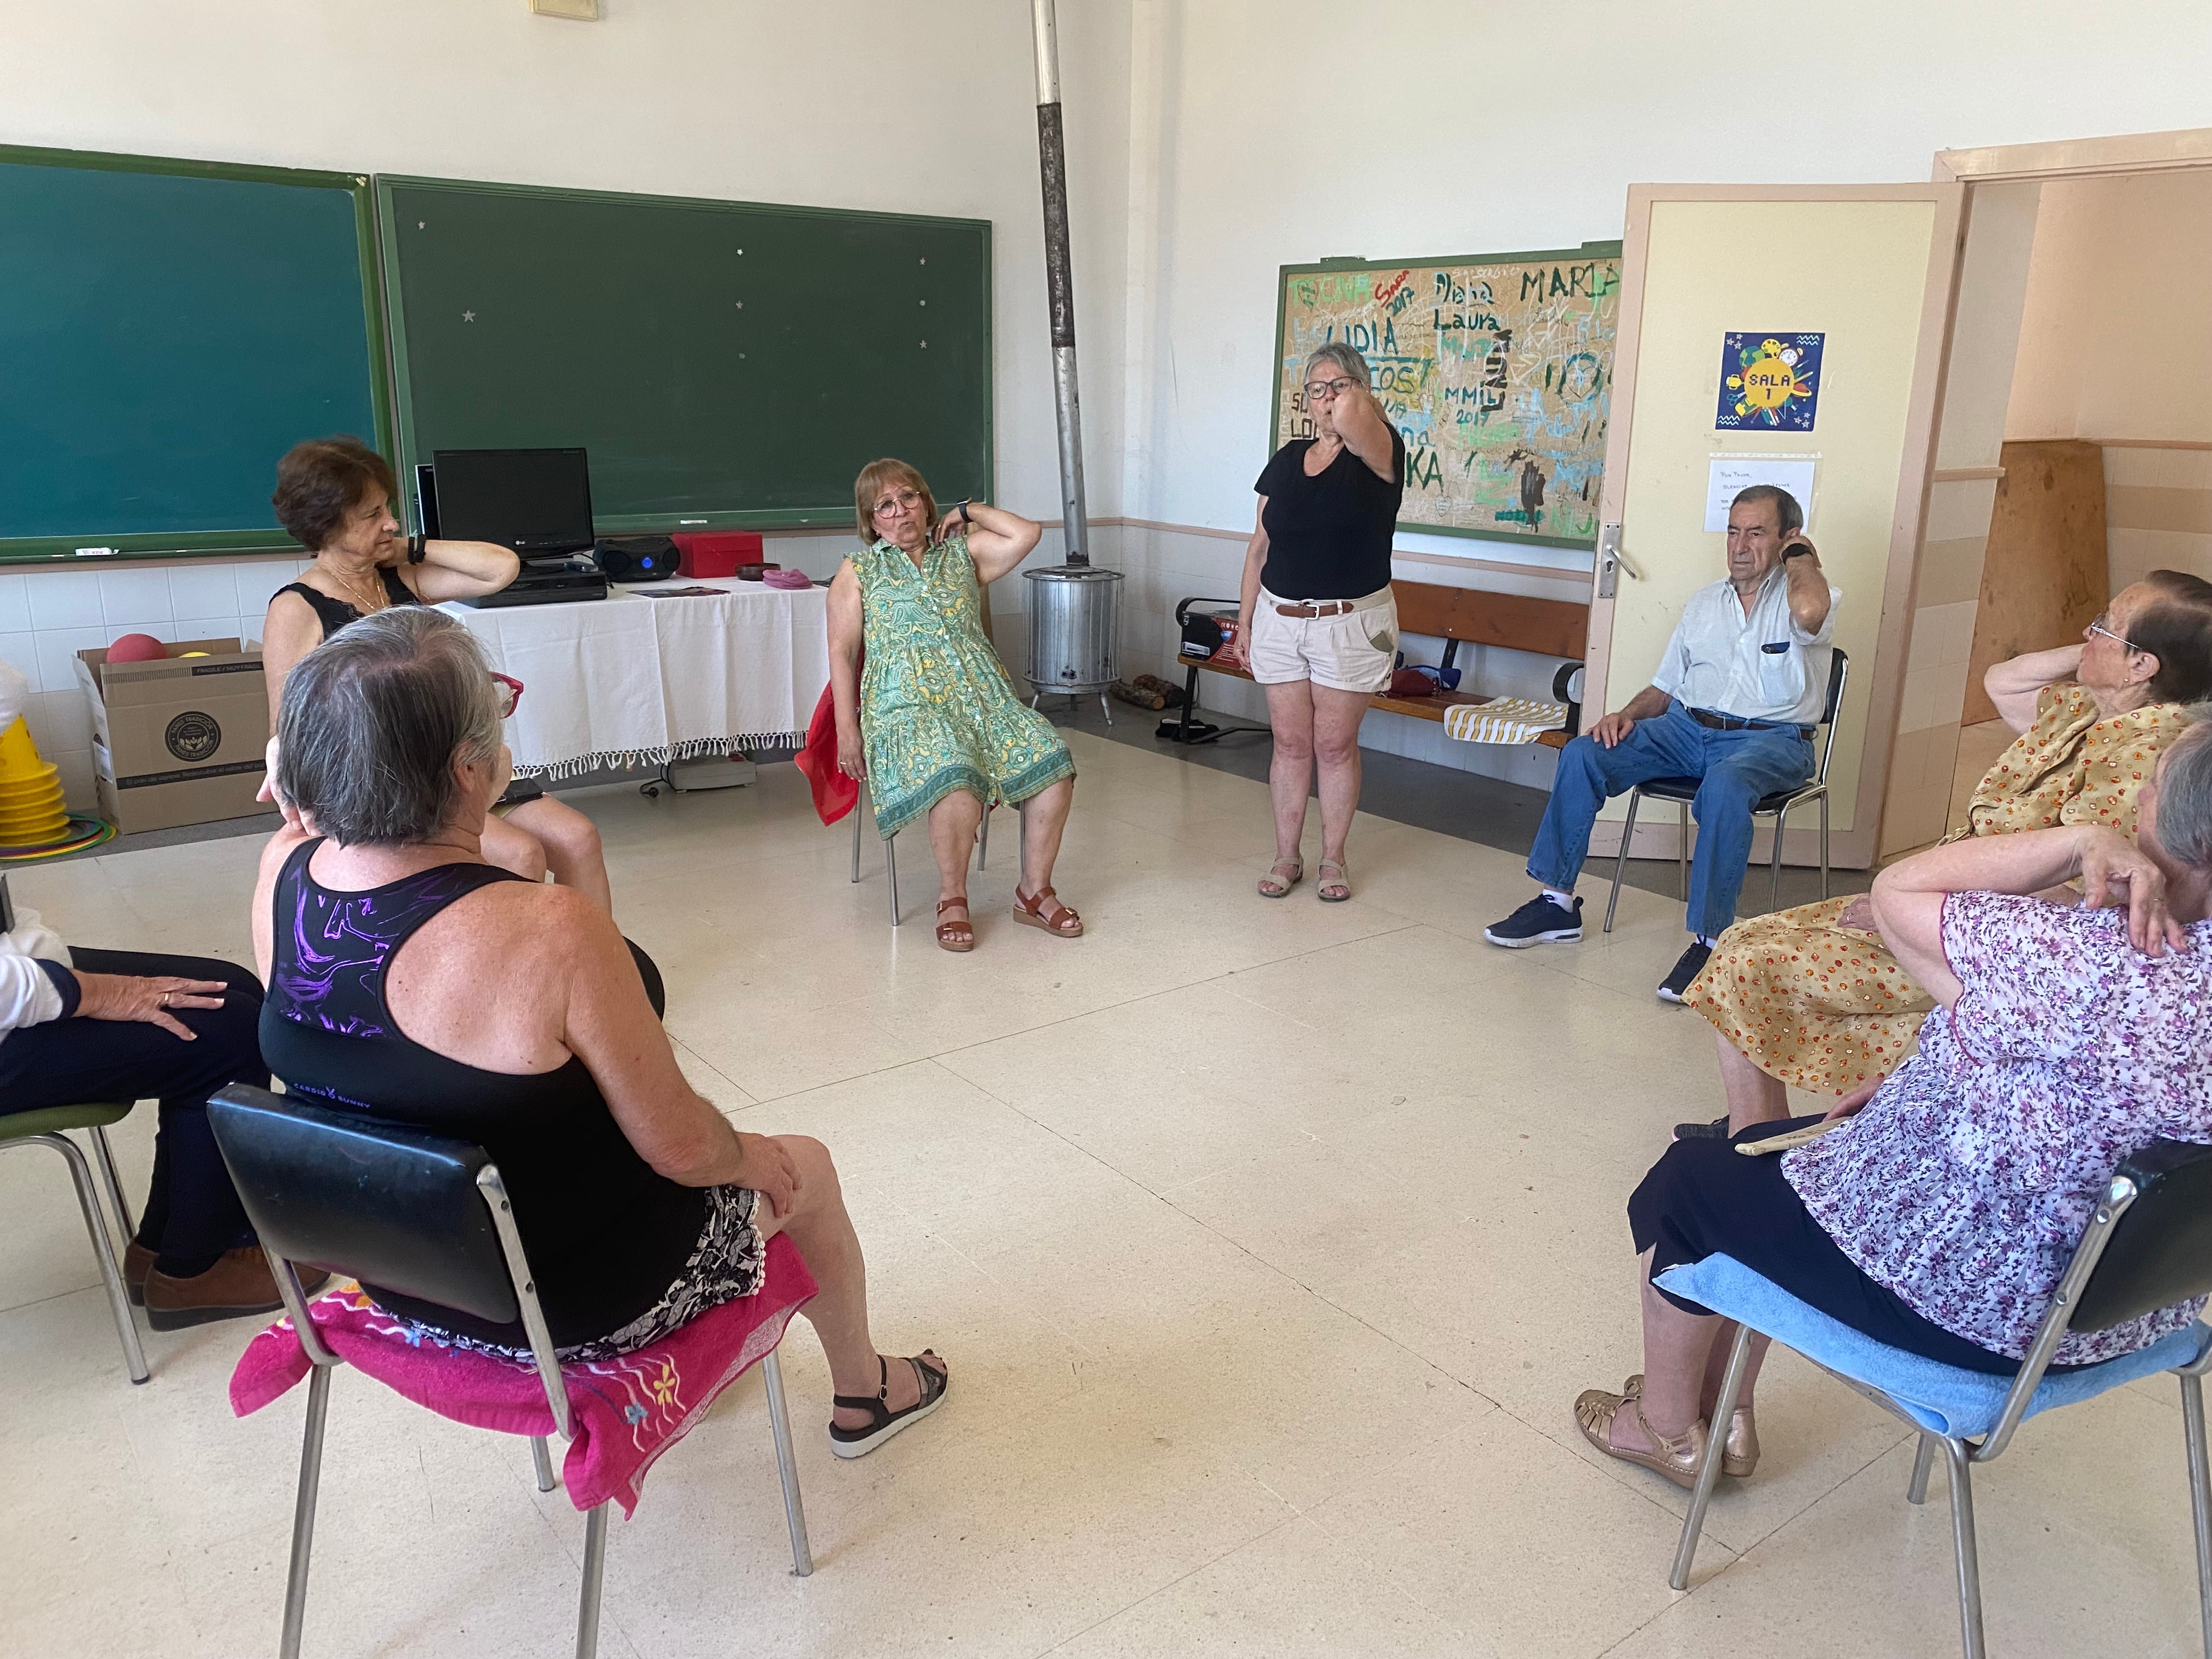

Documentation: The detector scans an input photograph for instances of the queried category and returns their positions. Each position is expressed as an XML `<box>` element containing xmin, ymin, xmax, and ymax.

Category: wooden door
<box><xmin>1582</xmin><ymin>185</ymin><xmax>1963</xmax><ymax>868</ymax></box>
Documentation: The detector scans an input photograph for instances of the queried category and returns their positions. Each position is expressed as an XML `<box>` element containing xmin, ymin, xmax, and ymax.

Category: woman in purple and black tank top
<box><xmin>253</xmin><ymin>607</ymin><xmax>949</xmax><ymax>1458</ymax></box>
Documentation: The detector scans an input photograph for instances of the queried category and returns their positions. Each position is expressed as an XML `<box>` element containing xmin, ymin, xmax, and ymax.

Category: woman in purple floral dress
<box><xmin>1576</xmin><ymin>707</ymin><xmax>2212</xmax><ymax>1488</ymax></box>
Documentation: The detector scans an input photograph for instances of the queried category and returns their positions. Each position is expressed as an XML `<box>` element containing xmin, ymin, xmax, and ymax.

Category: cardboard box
<box><xmin>75</xmin><ymin>639</ymin><xmax>270</xmax><ymax>834</ymax></box>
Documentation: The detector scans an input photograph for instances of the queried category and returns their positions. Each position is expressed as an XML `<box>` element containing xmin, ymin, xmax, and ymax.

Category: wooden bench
<box><xmin>1167</xmin><ymin>579</ymin><xmax>1590</xmax><ymax>748</ymax></box>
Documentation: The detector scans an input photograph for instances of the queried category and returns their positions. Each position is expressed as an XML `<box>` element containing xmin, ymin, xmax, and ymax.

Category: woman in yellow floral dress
<box><xmin>827</xmin><ymin>459</ymin><xmax>1080</xmax><ymax>953</ymax></box>
<box><xmin>1684</xmin><ymin>571</ymin><xmax>2212</xmax><ymax>1132</ymax></box>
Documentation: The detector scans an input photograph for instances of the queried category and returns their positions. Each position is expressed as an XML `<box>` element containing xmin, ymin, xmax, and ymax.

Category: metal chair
<box><xmin>205</xmin><ymin>1085</ymin><xmax>811</xmax><ymax>1659</ymax></box>
<box><xmin>1670</xmin><ymin>1136</ymin><xmax>2212</xmax><ymax>1657</ymax></box>
<box><xmin>1602</xmin><ymin>649</ymin><xmax>1849</xmax><ymax>933</ymax></box>
<box><xmin>849</xmin><ymin>780</ymin><xmax>989</xmax><ymax>927</ymax></box>
<box><xmin>0</xmin><ymin>1099</ymin><xmax>146</xmax><ymax>1384</ymax></box>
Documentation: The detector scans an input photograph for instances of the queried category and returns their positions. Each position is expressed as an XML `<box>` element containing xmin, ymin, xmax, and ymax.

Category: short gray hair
<box><xmin>1730</xmin><ymin>484</ymin><xmax>1804</xmax><ymax>537</ymax></box>
<box><xmin>2154</xmin><ymin>703</ymin><xmax>2212</xmax><ymax>871</ymax></box>
<box><xmin>275</xmin><ymin>608</ymin><xmax>504</xmax><ymax>847</ymax></box>
<box><xmin>1302</xmin><ymin>341</ymin><xmax>1372</xmax><ymax>389</ymax></box>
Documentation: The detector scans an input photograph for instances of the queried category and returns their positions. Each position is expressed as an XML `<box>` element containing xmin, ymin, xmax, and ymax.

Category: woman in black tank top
<box><xmin>255</xmin><ymin>607</ymin><xmax>948</xmax><ymax>1456</ymax></box>
<box><xmin>260</xmin><ymin>436</ymin><xmax>614</xmax><ymax>914</ymax></box>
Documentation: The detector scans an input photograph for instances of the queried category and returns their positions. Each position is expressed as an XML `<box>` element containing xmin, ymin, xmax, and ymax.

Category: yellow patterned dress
<box><xmin>1686</xmin><ymin>684</ymin><xmax>2185</xmax><ymax>1092</ymax></box>
<box><xmin>853</xmin><ymin>534</ymin><xmax>1074</xmax><ymax>839</ymax></box>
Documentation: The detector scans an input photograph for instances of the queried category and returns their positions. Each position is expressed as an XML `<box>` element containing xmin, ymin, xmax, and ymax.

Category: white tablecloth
<box><xmin>439</xmin><ymin>579</ymin><xmax>830</xmax><ymax>777</ymax></box>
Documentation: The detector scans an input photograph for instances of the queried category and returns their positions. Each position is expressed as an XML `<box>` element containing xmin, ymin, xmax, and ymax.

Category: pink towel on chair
<box><xmin>230</xmin><ymin>1234</ymin><xmax>818</xmax><ymax>1517</ymax></box>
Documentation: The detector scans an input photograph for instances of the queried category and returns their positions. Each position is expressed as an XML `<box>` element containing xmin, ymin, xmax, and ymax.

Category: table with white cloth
<box><xmin>438</xmin><ymin>579</ymin><xmax>831</xmax><ymax>778</ymax></box>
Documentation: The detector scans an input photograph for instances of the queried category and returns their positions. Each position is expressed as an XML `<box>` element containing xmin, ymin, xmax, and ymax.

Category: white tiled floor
<box><xmin>2</xmin><ymin>730</ymin><xmax>2202</xmax><ymax>1656</ymax></box>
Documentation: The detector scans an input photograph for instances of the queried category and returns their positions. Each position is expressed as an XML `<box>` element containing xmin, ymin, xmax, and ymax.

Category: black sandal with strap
<box><xmin>828</xmin><ymin>1351</ymin><xmax>950</xmax><ymax>1459</ymax></box>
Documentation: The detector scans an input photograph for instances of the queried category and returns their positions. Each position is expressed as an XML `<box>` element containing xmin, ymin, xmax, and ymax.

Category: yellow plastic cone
<box><xmin>0</xmin><ymin>716</ymin><xmax>71</xmax><ymax>845</ymax></box>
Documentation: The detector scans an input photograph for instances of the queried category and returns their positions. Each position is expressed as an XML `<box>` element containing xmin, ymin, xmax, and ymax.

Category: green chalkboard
<box><xmin>0</xmin><ymin>145</ymin><xmax>389</xmax><ymax>565</ymax></box>
<box><xmin>379</xmin><ymin>177</ymin><xmax>993</xmax><ymax>533</ymax></box>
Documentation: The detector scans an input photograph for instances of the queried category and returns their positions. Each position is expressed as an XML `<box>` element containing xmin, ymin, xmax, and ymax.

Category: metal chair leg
<box><xmin>1768</xmin><ymin>805</ymin><xmax>1787</xmax><ymax>915</ymax></box>
<box><xmin>850</xmin><ymin>803</ymin><xmax>863</xmax><ymax>883</ymax></box>
<box><xmin>1942</xmin><ymin>1437</ymin><xmax>1987</xmax><ymax>1659</ymax></box>
<box><xmin>280</xmin><ymin>1363</ymin><xmax>335</xmax><ymax>1659</ymax></box>
<box><xmin>2181</xmin><ymin>1370</ymin><xmax>2212</xmax><ymax>1656</ymax></box>
<box><xmin>1604</xmin><ymin>789</ymin><xmax>1644</xmax><ymax>934</ymax></box>
<box><xmin>1099</xmin><ymin>692</ymin><xmax>1113</xmax><ymax>726</ymax></box>
<box><xmin>1670</xmin><ymin>1323</ymin><xmax>1755</xmax><ymax>1590</ymax></box>
<box><xmin>574</xmin><ymin>1503</ymin><xmax>610</xmax><ymax>1659</ymax></box>
<box><xmin>531</xmin><ymin>1435</ymin><xmax>558</xmax><ymax>1493</ymax></box>
<box><xmin>20</xmin><ymin>1132</ymin><xmax>148</xmax><ymax>1384</ymax></box>
<box><xmin>884</xmin><ymin>830</ymin><xmax>900</xmax><ymax>926</ymax></box>
<box><xmin>88</xmin><ymin>1122</ymin><xmax>138</xmax><ymax>1250</ymax></box>
<box><xmin>978</xmin><ymin>806</ymin><xmax>990</xmax><ymax>871</ymax></box>
<box><xmin>761</xmin><ymin>1349</ymin><xmax>814</xmax><ymax>1577</ymax></box>
<box><xmin>1819</xmin><ymin>792</ymin><xmax>1831</xmax><ymax>901</ymax></box>
<box><xmin>1908</xmin><ymin>1433</ymin><xmax>1938</xmax><ymax>1504</ymax></box>
<box><xmin>1678</xmin><ymin>800</ymin><xmax>1690</xmax><ymax>901</ymax></box>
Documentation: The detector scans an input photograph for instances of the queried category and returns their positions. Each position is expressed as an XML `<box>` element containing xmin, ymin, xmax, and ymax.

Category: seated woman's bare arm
<box><xmin>1984</xmin><ymin>643</ymin><xmax>2083</xmax><ymax>734</ymax></box>
<box><xmin>260</xmin><ymin>591</ymin><xmax>328</xmax><ymax>727</ymax></box>
<box><xmin>401</xmin><ymin>540</ymin><xmax>522</xmax><ymax>604</ymax></box>
<box><xmin>959</xmin><ymin>503</ymin><xmax>1043</xmax><ymax>584</ymax></box>
<box><xmin>558</xmin><ymin>901</ymin><xmax>798</xmax><ymax>1214</ymax></box>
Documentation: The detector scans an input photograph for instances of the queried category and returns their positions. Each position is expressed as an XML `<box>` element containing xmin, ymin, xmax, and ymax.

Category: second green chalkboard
<box><xmin>380</xmin><ymin>177</ymin><xmax>992</xmax><ymax>533</ymax></box>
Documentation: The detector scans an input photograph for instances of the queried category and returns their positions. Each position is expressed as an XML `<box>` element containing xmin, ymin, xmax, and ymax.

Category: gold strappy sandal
<box><xmin>1573</xmin><ymin>1386</ymin><xmax>1709</xmax><ymax>1489</ymax></box>
<box><xmin>1624</xmin><ymin>1371</ymin><xmax>1758</xmax><ymax>1477</ymax></box>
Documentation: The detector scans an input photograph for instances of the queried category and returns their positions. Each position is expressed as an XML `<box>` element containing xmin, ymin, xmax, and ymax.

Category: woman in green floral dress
<box><xmin>828</xmin><ymin>459</ymin><xmax>1080</xmax><ymax>952</ymax></box>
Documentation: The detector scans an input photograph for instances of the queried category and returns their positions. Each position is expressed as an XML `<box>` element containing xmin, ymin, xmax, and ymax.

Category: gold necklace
<box><xmin>323</xmin><ymin>562</ymin><xmax>386</xmax><ymax>615</ymax></box>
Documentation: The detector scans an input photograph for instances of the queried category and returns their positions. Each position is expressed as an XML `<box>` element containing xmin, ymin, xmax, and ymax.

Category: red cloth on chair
<box><xmin>229</xmin><ymin>1234</ymin><xmax>819</xmax><ymax>1517</ymax></box>
<box><xmin>795</xmin><ymin>679</ymin><xmax>859</xmax><ymax>827</ymax></box>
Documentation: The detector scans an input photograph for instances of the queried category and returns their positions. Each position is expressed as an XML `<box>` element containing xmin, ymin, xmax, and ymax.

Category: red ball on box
<box><xmin>108</xmin><ymin>633</ymin><xmax>167</xmax><ymax>663</ymax></box>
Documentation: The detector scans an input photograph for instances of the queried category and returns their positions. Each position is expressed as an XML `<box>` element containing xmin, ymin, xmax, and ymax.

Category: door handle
<box><xmin>1596</xmin><ymin>522</ymin><xmax>1644</xmax><ymax>599</ymax></box>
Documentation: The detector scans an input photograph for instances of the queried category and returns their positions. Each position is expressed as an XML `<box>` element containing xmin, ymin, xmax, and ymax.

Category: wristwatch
<box><xmin>957</xmin><ymin>499</ymin><xmax>972</xmax><ymax>527</ymax></box>
<box><xmin>406</xmin><ymin>533</ymin><xmax>428</xmax><ymax>564</ymax></box>
<box><xmin>1782</xmin><ymin>541</ymin><xmax>1814</xmax><ymax>561</ymax></box>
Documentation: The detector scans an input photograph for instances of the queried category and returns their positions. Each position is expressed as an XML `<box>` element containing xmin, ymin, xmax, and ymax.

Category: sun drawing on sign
<box><xmin>1725</xmin><ymin>337</ymin><xmax>1812</xmax><ymax>425</ymax></box>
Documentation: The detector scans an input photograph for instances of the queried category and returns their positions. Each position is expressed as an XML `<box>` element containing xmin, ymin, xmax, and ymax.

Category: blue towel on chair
<box><xmin>1655</xmin><ymin>1255</ymin><xmax>2210</xmax><ymax>1440</ymax></box>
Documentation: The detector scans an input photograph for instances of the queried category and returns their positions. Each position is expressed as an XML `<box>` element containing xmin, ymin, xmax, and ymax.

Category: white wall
<box><xmin>0</xmin><ymin>0</ymin><xmax>1132</xmax><ymax>806</ymax></box>
<box><xmin>1105</xmin><ymin>0</ymin><xmax>2212</xmax><ymax>789</ymax></box>
<box><xmin>2007</xmin><ymin>171</ymin><xmax>2212</xmax><ymax>444</ymax></box>
<box><xmin>1131</xmin><ymin>1</ymin><xmax>2212</xmax><ymax>541</ymax></box>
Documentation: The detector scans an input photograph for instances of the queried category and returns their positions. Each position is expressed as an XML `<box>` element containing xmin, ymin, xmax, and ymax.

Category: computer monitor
<box><xmin>428</xmin><ymin>447</ymin><xmax>595</xmax><ymax>558</ymax></box>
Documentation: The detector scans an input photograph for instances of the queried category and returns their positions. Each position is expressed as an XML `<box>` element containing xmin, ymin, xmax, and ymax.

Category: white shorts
<box><xmin>1246</xmin><ymin>586</ymin><xmax>1398</xmax><ymax>694</ymax></box>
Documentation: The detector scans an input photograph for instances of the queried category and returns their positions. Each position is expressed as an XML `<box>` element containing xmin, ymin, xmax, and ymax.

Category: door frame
<box><xmin>1583</xmin><ymin>183</ymin><xmax>1965</xmax><ymax>871</ymax></box>
<box><xmin>1933</xmin><ymin>127</ymin><xmax>2212</xmax><ymax>184</ymax></box>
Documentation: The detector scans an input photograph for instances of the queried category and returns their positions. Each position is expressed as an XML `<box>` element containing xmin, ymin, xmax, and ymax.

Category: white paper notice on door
<box><xmin>1705</xmin><ymin>454</ymin><xmax>1819</xmax><ymax>533</ymax></box>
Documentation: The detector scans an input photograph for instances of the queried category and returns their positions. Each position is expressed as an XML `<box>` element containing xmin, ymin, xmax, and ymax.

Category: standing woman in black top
<box><xmin>1227</xmin><ymin>343</ymin><xmax>1406</xmax><ymax>902</ymax></box>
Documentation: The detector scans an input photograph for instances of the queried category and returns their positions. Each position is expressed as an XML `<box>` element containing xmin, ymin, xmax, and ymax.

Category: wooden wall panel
<box><xmin>1962</xmin><ymin>439</ymin><xmax>2107</xmax><ymax>725</ymax></box>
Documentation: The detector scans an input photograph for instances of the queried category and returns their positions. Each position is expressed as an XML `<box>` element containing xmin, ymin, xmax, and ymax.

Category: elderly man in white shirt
<box><xmin>1485</xmin><ymin>486</ymin><xmax>1840</xmax><ymax>1001</ymax></box>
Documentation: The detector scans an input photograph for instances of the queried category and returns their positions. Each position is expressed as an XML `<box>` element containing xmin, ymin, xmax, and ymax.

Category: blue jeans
<box><xmin>1526</xmin><ymin>701</ymin><xmax>1814</xmax><ymax>939</ymax></box>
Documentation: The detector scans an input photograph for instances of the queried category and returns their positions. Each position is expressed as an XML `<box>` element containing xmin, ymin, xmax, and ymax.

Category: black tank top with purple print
<box><xmin>259</xmin><ymin>838</ymin><xmax>707</xmax><ymax>1348</ymax></box>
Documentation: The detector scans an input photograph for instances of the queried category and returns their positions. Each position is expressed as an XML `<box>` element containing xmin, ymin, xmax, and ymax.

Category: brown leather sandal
<box><xmin>1011</xmin><ymin>884</ymin><xmax>1084</xmax><ymax>938</ymax></box>
<box><xmin>935</xmin><ymin>898</ymin><xmax>975</xmax><ymax>952</ymax></box>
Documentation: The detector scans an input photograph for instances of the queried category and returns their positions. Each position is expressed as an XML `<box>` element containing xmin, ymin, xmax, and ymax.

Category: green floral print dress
<box><xmin>853</xmin><ymin>534</ymin><xmax>1074</xmax><ymax>838</ymax></box>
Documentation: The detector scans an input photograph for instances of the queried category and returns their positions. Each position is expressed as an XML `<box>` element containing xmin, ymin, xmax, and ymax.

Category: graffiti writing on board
<box><xmin>1275</xmin><ymin>247</ymin><xmax>1621</xmax><ymax>545</ymax></box>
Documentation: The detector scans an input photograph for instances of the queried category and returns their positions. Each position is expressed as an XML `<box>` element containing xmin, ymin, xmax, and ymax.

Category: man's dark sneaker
<box><xmin>1484</xmin><ymin>894</ymin><xmax>1584</xmax><ymax>948</ymax></box>
<box><xmin>1673</xmin><ymin>1115</ymin><xmax>1730</xmax><ymax>1141</ymax></box>
<box><xmin>1656</xmin><ymin>940</ymin><xmax>1714</xmax><ymax>1003</ymax></box>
